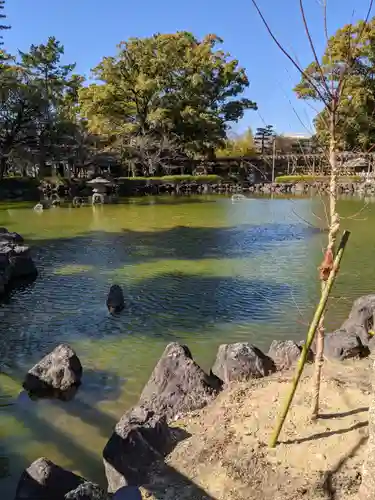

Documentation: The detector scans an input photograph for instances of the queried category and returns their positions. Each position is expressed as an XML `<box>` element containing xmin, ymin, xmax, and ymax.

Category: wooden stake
<box><xmin>269</xmin><ymin>230</ymin><xmax>350</xmax><ymax>448</ymax></box>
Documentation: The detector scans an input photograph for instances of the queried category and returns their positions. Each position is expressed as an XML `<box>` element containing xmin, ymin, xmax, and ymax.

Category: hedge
<box><xmin>275</xmin><ymin>175</ymin><xmax>362</xmax><ymax>183</ymax></box>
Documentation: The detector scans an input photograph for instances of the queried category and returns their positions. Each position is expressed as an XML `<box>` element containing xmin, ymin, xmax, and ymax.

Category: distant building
<box><xmin>276</xmin><ymin>133</ymin><xmax>316</xmax><ymax>154</ymax></box>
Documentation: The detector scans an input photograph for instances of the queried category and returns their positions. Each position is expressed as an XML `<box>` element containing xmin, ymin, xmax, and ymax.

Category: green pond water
<box><xmin>0</xmin><ymin>194</ymin><xmax>374</xmax><ymax>497</ymax></box>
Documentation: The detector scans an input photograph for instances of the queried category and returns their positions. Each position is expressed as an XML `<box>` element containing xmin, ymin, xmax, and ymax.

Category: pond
<box><xmin>0</xmin><ymin>194</ymin><xmax>374</xmax><ymax>496</ymax></box>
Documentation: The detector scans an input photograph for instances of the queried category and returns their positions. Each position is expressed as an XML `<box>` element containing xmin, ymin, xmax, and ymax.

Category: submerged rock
<box><xmin>212</xmin><ymin>343</ymin><xmax>276</xmax><ymax>383</ymax></box>
<box><xmin>15</xmin><ymin>457</ymin><xmax>86</xmax><ymax>499</ymax></box>
<box><xmin>103</xmin><ymin>406</ymin><xmax>172</xmax><ymax>492</ymax></box>
<box><xmin>107</xmin><ymin>284</ymin><xmax>125</xmax><ymax>314</ymax></box>
<box><xmin>139</xmin><ymin>342</ymin><xmax>220</xmax><ymax>420</ymax></box>
<box><xmin>324</xmin><ymin>332</ymin><xmax>369</xmax><ymax>360</ymax></box>
<box><xmin>23</xmin><ymin>344</ymin><xmax>82</xmax><ymax>399</ymax></box>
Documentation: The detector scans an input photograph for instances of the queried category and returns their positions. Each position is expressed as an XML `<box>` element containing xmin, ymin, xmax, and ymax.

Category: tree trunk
<box><xmin>311</xmin><ymin>108</ymin><xmax>340</xmax><ymax>419</ymax></box>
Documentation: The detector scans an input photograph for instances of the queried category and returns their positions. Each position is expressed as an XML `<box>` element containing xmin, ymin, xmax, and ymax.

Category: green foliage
<box><xmin>294</xmin><ymin>17</ymin><xmax>375</xmax><ymax>150</ymax></box>
<box><xmin>216</xmin><ymin>128</ymin><xmax>256</xmax><ymax>157</ymax></box>
<box><xmin>275</xmin><ymin>175</ymin><xmax>361</xmax><ymax>183</ymax></box>
<box><xmin>79</xmin><ymin>32</ymin><xmax>256</xmax><ymax>158</ymax></box>
<box><xmin>254</xmin><ymin>125</ymin><xmax>275</xmax><ymax>154</ymax></box>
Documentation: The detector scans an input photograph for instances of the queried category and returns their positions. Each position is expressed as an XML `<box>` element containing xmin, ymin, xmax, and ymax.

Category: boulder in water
<box><xmin>107</xmin><ymin>284</ymin><xmax>125</xmax><ymax>314</ymax></box>
<box><xmin>23</xmin><ymin>344</ymin><xmax>82</xmax><ymax>399</ymax></box>
<box><xmin>212</xmin><ymin>343</ymin><xmax>276</xmax><ymax>383</ymax></box>
<box><xmin>138</xmin><ymin>342</ymin><xmax>220</xmax><ymax>420</ymax></box>
<box><xmin>103</xmin><ymin>406</ymin><xmax>172</xmax><ymax>492</ymax></box>
<box><xmin>15</xmin><ymin>457</ymin><xmax>88</xmax><ymax>500</ymax></box>
<box><xmin>0</xmin><ymin>228</ymin><xmax>37</xmax><ymax>294</ymax></box>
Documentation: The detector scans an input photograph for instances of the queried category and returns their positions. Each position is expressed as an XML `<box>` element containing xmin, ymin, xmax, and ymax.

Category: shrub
<box><xmin>275</xmin><ymin>174</ymin><xmax>361</xmax><ymax>183</ymax></box>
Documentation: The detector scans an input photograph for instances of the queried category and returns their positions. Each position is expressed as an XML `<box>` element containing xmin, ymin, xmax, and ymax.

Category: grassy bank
<box><xmin>275</xmin><ymin>174</ymin><xmax>361</xmax><ymax>183</ymax></box>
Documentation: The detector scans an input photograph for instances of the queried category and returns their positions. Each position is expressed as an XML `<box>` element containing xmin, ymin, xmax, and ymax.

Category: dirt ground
<box><xmin>141</xmin><ymin>357</ymin><xmax>374</xmax><ymax>500</ymax></box>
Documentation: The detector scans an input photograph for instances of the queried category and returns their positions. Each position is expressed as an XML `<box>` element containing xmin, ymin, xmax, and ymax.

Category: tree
<box><xmin>305</xmin><ymin>18</ymin><xmax>375</xmax><ymax>151</ymax></box>
<box><xmin>79</xmin><ymin>32</ymin><xmax>257</xmax><ymax>160</ymax></box>
<box><xmin>254</xmin><ymin>125</ymin><xmax>275</xmax><ymax>154</ymax></box>
<box><xmin>216</xmin><ymin>128</ymin><xmax>256</xmax><ymax>157</ymax></box>
<box><xmin>251</xmin><ymin>0</ymin><xmax>374</xmax><ymax>436</ymax></box>
<box><xmin>0</xmin><ymin>68</ymin><xmax>43</xmax><ymax>178</ymax></box>
<box><xmin>18</xmin><ymin>37</ymin><xmax>83</xmax><ymax>173</ymax></box>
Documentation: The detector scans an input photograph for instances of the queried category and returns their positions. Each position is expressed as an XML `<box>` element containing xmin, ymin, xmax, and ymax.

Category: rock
<box><xmin>8</xmin><ymin>245</ymin><xmax>37</xmax><ymax>278</ymax></box>
<box><xmin>107</xmin><ymin>284</ymin><xmax>125</xmax><ymax>314</ymax></box>
<box><xmin>0</xmin><ymin>230</ymin><xmax>24</xmax><ymax>243</ymax></box>
<box><xmin>212</xmin><ymin>343</ymin><xmax>276</xmax><ymax>383</ymax></box>
<box><xmin>0</xmin><ymin>228</ymin><xmax>37</xmax><ymax>294</ymax></box>
<box><xmin>336</xmin><ymin>294</ymin><xmax>375</xmax><ymax>346</ymax></box>
<box><xmin>64</xmin><ymin>481</ymin><xmax>108</xmax><ymax>499</ymax></box>
<box><xmin>323</xmin><ymin>332</ymin><xmax>369</xmax><ymax>360</ymax></box>
<box><xmin>103</xmin><ymin>406</ymin><xmax>172</xmax><ymax>492</ymax></box>
<box><xmin>15</xmin><ymin>457</ymin><xmax>85</xmax><ymax>499</ymax></box>
<box><xmin>23</xmin><ymin>344</ymin><xmax>82</xmax><ymax>398</ymax></box>
<box><xmin>268</xmin><ymin>340</ymin><xmax>302</xmax><ymax>371</ymax></box>
<box><xmin>139</xmin><ymin>343</ymin><xmax>219</xmax><ymax>419</ymax></box>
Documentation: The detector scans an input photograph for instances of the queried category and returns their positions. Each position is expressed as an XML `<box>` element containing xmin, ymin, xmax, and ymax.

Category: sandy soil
<box><xmin>140</xmin><ymin>357</ymin><xmax>374</xmax><ymax>500</ymax></box>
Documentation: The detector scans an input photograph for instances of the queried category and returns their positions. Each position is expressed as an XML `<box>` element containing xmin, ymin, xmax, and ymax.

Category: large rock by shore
<box><xmin>14</xmin><ymin>457</ymin><xmax>107</xmax><ymax>500</ymax></box>
<box><xmin>0</xmin><ymin>228</ymin><xmax>37</xmax><ymax>294</ymax></box>
<box><xmin>23</xmin><ymin>344</ymin><xmax>83</xmax><ymax>399</ymax></box>
<box><xmin>139</xmin><ymin>343</ymin><xmax>220</xmax><ymax>420</ymax></box>
<box><xmin>103</xmin><ymin>406</ymin><xmax>172</xmax><ymax>492</ymax></box>
<box><xmin>212</xmin><ymin>343</ymin><xmax>276</xmax><ymax>383</ymax></box>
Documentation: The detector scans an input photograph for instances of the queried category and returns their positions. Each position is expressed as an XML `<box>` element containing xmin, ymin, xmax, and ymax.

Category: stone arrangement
<box><xmin>14</xmin><ymin>293</ymin><xmax>375</xmax><ymax>499</ymax></box>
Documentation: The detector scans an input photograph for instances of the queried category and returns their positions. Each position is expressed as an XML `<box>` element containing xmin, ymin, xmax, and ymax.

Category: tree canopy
<box><xmin>79</xmin><ymin>32</ymin><xmax>257</xmax><ymax>161</ymax></box>
<box><xmin>294</xmin><ymin>17</ymin><xmax>375</xmax><ymax>151</ymax></box>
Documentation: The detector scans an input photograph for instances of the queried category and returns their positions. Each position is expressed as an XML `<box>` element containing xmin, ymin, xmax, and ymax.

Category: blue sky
<box><xmin>4</xmin><ymin>0</ymin><xmax>374</xmax><ymax>135</ymax></box>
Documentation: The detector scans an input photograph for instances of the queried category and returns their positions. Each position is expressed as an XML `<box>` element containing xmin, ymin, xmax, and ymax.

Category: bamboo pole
<box><xmin>269</xmin><ymin>229</ymin><xmax>350</xmax><ymax>448</ymax></box>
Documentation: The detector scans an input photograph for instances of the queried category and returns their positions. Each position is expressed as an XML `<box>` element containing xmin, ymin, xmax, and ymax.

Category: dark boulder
<box><xmin>8</xmin><ymin>245</ymin><xmax>37</xmax><ymax>278</ymax></box>
<box><xmin>0</xmin><ymin>230</ymin><xmax>24</xmax><ymax>244</ymax></box>
<box><xmin>212</xmin><ymin>343</ymin><xmax>276</xmax><ymax>383</ymax></box>
<box><xmin>64</xmin><ymin>481</ymin><xmax>108</xmax><ymax>499</ymax></box>
<box><xmin>139</xmin><ymin>343</ymin><xmax>219</xmax><ymax>419</ymax></box>
<box><xmin>107</xmin><ymin>284</ymin><xmax>125</xmax><ymax>314</ymax></box>
<box><xmin>23</xmin><ymin>344</ymin><xmax>82</xmax><ymax>399</ymax></box>
<box><xmin>268</xmin><ymin>340</ymin><xmax>302</xmax><ymax>371</ymax></box>
<box><xmin>103</xmin><ymin>406</ymin><xmax>172</xmax><ymax>492</ymax></box>
<box><xmin>0</xmin><ymin>228</ymin><xmax>37</xmax><ymax>294</ymax></box>
<box><xmin>323</xmin><ymin>332</ymin><xmax>369</xmax><ymax>360</ymax></box>
<box><xmin>15</xmin><ymin>457</ymin><xmax>86</xmax><ymax>500</ymax></box>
